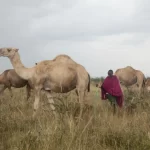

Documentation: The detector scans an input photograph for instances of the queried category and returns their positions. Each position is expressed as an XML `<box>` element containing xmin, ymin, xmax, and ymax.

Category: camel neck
<box><xmin>9</xmin><ymin>52</ymin><xmax>34</xmax><ymax>80</ymax></box>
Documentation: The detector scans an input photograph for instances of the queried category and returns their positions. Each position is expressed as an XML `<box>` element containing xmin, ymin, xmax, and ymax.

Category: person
<box><xmin>100</xmin><ymin>69</ymin><xmax>124</xmax><ymax>108</ymax></box>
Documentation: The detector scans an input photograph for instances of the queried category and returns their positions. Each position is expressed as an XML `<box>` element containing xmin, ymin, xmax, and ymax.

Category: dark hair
<box><xmin>108</xmin><ymin>69</ymin><xmax>113</xmax><ymax>76</ymax></box>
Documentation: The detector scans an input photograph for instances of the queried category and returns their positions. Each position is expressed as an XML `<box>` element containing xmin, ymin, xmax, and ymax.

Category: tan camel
<box><xmin>0</xmin><ymin>48</ymin><xmax>90</xmax><ymax>118</ymax></box>
<box><xmin>0</xmin><ymin>69</ymin><xmax>32</xmax><ymax>99</ymax></box>
<box><xmin>35</xmin><ymin>54</ymin><xmax>90</xmax><ymax>97</ymax></box>
<box><xmin>115</xmin><ymin>66</ymin><xmax>145</xmax><ymax>96</ymax></box>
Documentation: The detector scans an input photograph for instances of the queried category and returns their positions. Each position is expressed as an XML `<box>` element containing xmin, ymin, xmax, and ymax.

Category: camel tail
<box><xmin>141</xmin><ymin>76</ymin><xmax>146</xmax><ymax>95</ymax></box>
<box><xmin>88</xmin><ymin>73</ymin><xmax>90</xmax><ymax>92</ymax></box>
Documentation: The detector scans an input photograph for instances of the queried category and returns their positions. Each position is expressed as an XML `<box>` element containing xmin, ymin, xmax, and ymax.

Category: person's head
<box><xmin>108</xmin><ymin>69</ymin><xmax>113</xmax><ymax>76</ymax></box>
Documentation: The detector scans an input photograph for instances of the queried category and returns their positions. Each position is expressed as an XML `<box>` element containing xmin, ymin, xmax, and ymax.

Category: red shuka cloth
<box><xmin>101</xmin><ymin>75</ymin><xmax>124</xmax><ymax>108</ymax></box>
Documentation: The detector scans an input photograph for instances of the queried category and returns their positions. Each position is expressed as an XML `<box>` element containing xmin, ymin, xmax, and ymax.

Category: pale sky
<box><xmin>0</xmin><ymin>0</ymin><xmax>150</xmax><ymax>77</ymax></box>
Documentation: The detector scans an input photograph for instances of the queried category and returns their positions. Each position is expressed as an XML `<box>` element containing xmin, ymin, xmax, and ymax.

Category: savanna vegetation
<box><xmin>1</xmin><ymin>78</ymin><xmax>150</xmax><ymax>150</ymax></box>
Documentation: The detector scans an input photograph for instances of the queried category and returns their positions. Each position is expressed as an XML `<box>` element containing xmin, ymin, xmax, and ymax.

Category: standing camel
<box><xmin>0</xmin><ymin>69</ymin><xmax>32</xmax><ymax>99</ymax></box>
<box><xmin>0</xmin><ymin>48</ymin><xmax>90</xmax><ymax>119</ymax></box>
<box><xmin>115</xmin><ymin>66</ymin><xmax>145</xmax><ymax>96</ymax></box>
<box><xmin>35</xmin><ymin>54</ymin><xmax>91</xmax><ymax>98</ymax></box>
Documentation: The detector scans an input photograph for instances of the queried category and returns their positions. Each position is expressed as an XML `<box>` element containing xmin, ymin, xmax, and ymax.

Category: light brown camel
<box><xmin>0</xmin><ymin>48</ymin><xmax>90</xmax><ymax>119</ymax></box>
<box><xmin>0</xmin><ymin>69</ymin><xmax>32</xmax><ymax>99</ymax></box>
<box><xmin>35</xmin><ymin>54</ymin><xmax>91</xmax><ymax>97</ymax></box>
<box><xmin>115</xmin><ymin>66</ymin><xmax>145</xmax><ymax>96</ymax></box>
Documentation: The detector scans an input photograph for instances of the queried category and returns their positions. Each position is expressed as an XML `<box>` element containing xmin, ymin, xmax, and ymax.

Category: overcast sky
<box><xmin>0</xmin><ymin>0</ymin><xmax>150</xmax><ymax>77</ymax></box>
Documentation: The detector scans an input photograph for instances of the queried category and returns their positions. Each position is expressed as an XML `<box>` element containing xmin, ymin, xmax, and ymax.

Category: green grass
<box><xmin>1</xmin><ymin>85</ymin><xmax>150</xmax><ymax>150</ymax></box>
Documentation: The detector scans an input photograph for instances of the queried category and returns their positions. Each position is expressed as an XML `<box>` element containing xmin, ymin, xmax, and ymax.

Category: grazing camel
<box><xmin>0</xmin><ymin>48</ymin><xmax>90</xmax><ymax>119</ymax></box>
<box><xmin>0</xmin><ymin>69</ymin><xmax>32</xmax><ymax>99</ymax></box>
<box><xmin>115</xmin><ymin>66</ymin><xmax>145</xmax><ymax>96</ymax></box>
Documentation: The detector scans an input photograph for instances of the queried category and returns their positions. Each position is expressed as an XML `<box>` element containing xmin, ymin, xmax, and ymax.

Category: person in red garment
<box><xmin>101</xmin><ymin>70</ymin><xmax>124</xmax><ymax>108</ymax></box>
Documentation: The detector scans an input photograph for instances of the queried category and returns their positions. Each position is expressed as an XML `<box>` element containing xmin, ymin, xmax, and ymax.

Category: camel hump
<box><xmin>125</xmin><ymin>66</ymin><xmax>135</xmax><ymax>71</ymax></box>
<box><xmin>53</xmin><ymin>54</ymin><xmax>71</xmax><ymax>61</ymax></box>
<box><xmin>53</xmin><ymin>54</ymin><xmax>77</xmax><ymax>65</ymax></box>
<box><xmin>115</xmin><ymin>66</ymin><xmax>135</xmax><ymax>74</ymax></box>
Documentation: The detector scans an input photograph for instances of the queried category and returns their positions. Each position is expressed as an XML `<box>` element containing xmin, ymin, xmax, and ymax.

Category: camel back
<box><xmin>53</xmin><ymin>54</ymin><xmax>71</xmax><ymax>60</ymax></box>
<box><xmin>53</xmin><ymin>54</ymin><xmax>77</xmax><ymax>65</ymax></box>
<box><xmin>125</xmin><ymin>66</ymin><xmax>135</xmax><ymax>72</ymax></box>
<box><xmin>1</xmin><ymin>69</ymin><xmax>12</xmax><ymax>76</ymax></box>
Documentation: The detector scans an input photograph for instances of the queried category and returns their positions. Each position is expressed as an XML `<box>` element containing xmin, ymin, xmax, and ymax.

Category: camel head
<box><xmin>0</xmin><ymin>47</ymin><xmax>19</xmax><ymax>58</ymax></box>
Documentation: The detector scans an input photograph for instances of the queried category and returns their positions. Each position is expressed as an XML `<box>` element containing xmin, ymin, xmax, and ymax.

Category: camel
<box><xmin>0</xmin><ymin>48</ymin><xmax>90</xmax><ymax>119</ymax></box>
<box><xmin>115</xmin><ymin>66</ymin><xmax>145</xmax><ymax>96</ymax></box>
<box><xmin>0</xmin><ymin>69</ymin><xmax>32</xmax><ymax>99</ymax></box>
<box><xmin>35</xmin><ymin>54</ymin><xmax>91</xmax><ymax>97</ymax></box>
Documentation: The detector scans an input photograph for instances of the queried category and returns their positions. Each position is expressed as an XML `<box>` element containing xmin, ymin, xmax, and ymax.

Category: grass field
<box><xmin>1</xmin><ymin>84</ymin><xmax>150</xmax><ymax>150</ymax></box>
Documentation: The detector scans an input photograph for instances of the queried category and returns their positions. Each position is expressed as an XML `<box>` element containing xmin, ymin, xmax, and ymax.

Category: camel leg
<box><xmin>75</xmin><ymin>89</ymin><xmax>79</xmax><ymax>102</ymax></box>
<box><xmin>33</xmin><ymin>89</ymin><xmax>40</xmax><ymax>118</ymax></box>
<box><xmin>142</xmin><ymin>86</ymin><xmax>145</xmax><ymax>96</ymax></box>
<box><xmin>140</xmin><ymin>87</ymin><xmax>144</xmax><ymax>98</ymax></box>
<box><xmin>26</xmin><ymin>84</ymin><xmax>31</xmax><ymax>100</ymax></box>
<box><xmin>45</xmin><ymin>91</ymin><xmax>59</xmax><ymax>119</ymax></box>
<box><xmin>78</xmin><ymin>89</ymin><xmax>85</xmax><ymax>120</ymax></box>
<box><xmin>139</xmin><ymin>88</ymin><xmax>141</xmax><ymax>97</ymax></box>
<box><xmin>137</xmin><ymin>85</ymin><xmax>142</xmax><ymax>98</ymax></box>
<box><xmin>141</xmin><ymin>83</ymin><xmax>145</xmax><ymax>97</ymax></box>
<box><xmin>0</xmin><ymin>86</ymin><xmax>7</xmax><ymax>95</ymax></box>
<box><xmin>8</xmin><ymin>87</ymin><xmax>13</xmax><ymax>97</ymax></box>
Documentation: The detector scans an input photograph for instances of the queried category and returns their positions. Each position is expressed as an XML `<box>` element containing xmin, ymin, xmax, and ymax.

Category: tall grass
<box><xmin>1</xmin><ymin>85</ymin><xmax>150</xmax><ymax>150</ymax></box>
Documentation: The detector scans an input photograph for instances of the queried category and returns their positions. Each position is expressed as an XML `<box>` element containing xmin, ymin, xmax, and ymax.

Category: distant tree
<box><xmin>91</xmin><ymin>76</ymin><xmax>105</xmax><ymax>83</ymax></box>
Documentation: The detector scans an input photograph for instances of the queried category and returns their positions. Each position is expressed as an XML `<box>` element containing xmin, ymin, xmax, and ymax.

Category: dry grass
<box><xmin>1</xmin><ymin>85</ymin><xmax>150</xmax><ymax>150</ymax></box>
